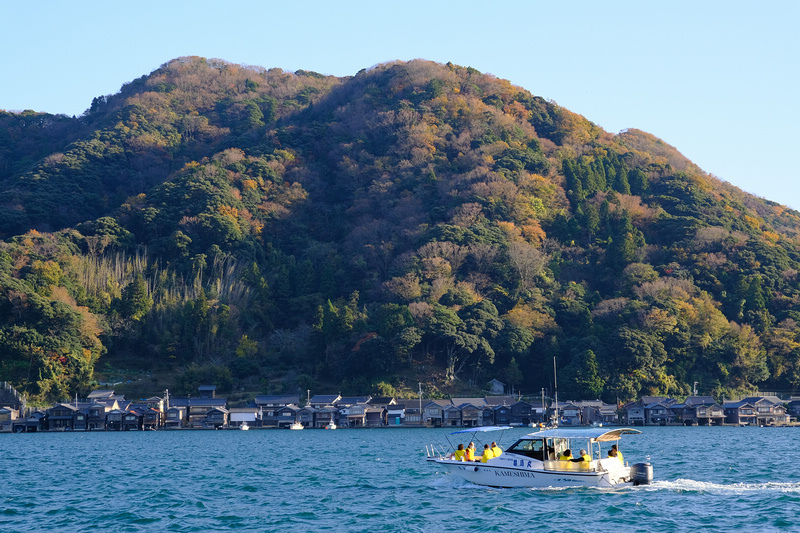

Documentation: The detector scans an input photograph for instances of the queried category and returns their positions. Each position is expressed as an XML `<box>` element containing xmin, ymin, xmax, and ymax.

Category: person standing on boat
<box><xmin>558</xmin><ymin>449</ymin><xmax>573</xmax><ymax>461</ymax></box>
<box><xmin>611</xmin><ymin>444</ymin><xmax>624</xmax><ymax>465</ymax></box>
<box><xmin>491</xmin><ymin>442</ymin><xmax>502</xmax><ymax>457</ymax></box>
<box><xmin>454</xmin><ymin>444</ymin><xmax>466</xmax><ymax>461</ymax></box>
<box><xmin>466</xmin><ymin>442</ymin><xmax>476</xmax><ymax>462</ymax></box>
<box><xmin>480</xmin><ymin>444</ymin><xmax>494</xmax><ymax>463</ymax></box>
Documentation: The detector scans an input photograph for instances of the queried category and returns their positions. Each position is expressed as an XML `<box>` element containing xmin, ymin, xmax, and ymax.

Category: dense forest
<box><xmin>3</xmin><ymin>56</ymin><xmax>800</xmax><ymax>405</ymax></box>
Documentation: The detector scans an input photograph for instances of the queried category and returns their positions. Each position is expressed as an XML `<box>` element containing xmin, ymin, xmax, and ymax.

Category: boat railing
<box><xmin>542</xmin><ymin>460</ymin><xmax>594</xmax><ymax>472</ymax></box>
<box><xmin>425</xmin><ymin>443</ymin><xmax>448</xmax><ymax>459</ymax></box>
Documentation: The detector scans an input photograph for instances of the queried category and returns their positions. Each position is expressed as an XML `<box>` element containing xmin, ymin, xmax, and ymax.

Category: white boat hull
<box><xmin>430</xmin><ymin>454</ymin><xmax>633</xmax><ymax>488</ymax></box>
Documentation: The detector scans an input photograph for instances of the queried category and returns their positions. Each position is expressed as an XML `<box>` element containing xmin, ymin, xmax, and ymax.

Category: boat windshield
<box><xmin>506</xmin><ymin>438</ymin><xmax>546</xmax><ymax>461</ymax></box>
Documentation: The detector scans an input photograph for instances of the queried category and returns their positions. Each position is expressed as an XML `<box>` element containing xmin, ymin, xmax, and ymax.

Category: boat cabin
<box><xmin>504</xmin><ymin>427</ymin><xmax>640</xmax><ymax>471</ymax></box>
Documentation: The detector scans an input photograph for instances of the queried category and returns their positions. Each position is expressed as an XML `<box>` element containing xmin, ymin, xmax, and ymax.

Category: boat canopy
<box><xmin>449</xmin><ymin>425</ymin><xmax>513</xmax><ymax>434</ymax></box>
<box><xmin>523</xmin><ymin>427</ymin><xmax>641</xmax><ymax>442</ymax></box>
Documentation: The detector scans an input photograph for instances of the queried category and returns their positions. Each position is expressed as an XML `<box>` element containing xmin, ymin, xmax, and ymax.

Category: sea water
<box><xmin>1</xmin><ymin>426</ymin><xmax>799</xmax><ymax>532</ymax></box>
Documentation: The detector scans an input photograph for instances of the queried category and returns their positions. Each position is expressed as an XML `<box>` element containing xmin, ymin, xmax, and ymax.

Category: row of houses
<box><xmin>2</xmin><ymin>384</ymin><xmax>798</xmax><ymax>432</ymax></box>
<box><xmin>622</xmin><ymin>395</ymin><xmax>796</xmax><ymax>426</ymax></box>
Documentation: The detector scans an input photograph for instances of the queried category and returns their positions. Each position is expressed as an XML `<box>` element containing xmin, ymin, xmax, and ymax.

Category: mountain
<box><xmin>2</xmin><ymin>56</ymin><xmax>800</xmax><ymax>404</ymax></box>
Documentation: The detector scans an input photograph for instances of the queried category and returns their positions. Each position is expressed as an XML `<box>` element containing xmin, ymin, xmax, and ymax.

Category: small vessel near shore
<box><xmin>289</xmin><ymin>421</ymin><xmax>304</xmax><ymax>430</ymax></box>
<box><xmin>324</xmin><ymin>421</ymin><xmax>337</xmax><ymax>430</ymax></box>
<box><xmin>426</xmin><ymin>426</ymin><xmax>652</xmax><ymax>488</ymax></box>
<box><xmin>240</xmin><ymin>422</ymin><xmax>249</xmax><ymax>431</ymax></box>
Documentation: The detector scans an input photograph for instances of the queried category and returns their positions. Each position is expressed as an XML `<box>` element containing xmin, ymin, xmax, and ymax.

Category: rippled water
<box><xmin>2</xmin><ymin>426</ymin><xmax>799</xmax><ymax>532</ymax></box>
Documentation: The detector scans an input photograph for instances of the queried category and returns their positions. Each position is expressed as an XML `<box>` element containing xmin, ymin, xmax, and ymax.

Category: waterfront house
<box><xmin>443</xmin><ymin>404</ymin><xmax>463</xmax><ymax>427</ymax></box>
<box><xmin>185</xmin><ymin>398</ymin><xmax>227</xmax><ymax>427</ymax></box>
<box><xmin>559</xmin><ymin>402</ymin><xmax>582</xmax><ymax>425</ymax></box>
<box><xmin>106</xmin><ymin>408</ymin><xmax>126</xmax><ymax>430</ymax></box>
<box><xmin>299</xmin><ymin>406</ymin><xmax>316</xmax><ymax>427</ymax></box>
<box><xmin>624</xmin><ymin>402</ymin><xmax>645</xmax><ymax>426</ymax></box>
<box><xmin>365</xmin><ymin>406</ymin><xmax>385</xmax><ymax>427</ymax></box>
<box><xmin>644</xmin><ymin>401</ymin><xmax>675</xmax><ymax>425</ymax></box>
<box><xmin>787</xmin><ymin>397</ymin><xmax>800</xmax><ymax>419</ymax></box>
<box><xmin>723</xmin><ymin>401</ymin><xmax>757</xmax><ymax>425</ymax></box>
<box><xmin>12</xmin><ymin>411</ymin><xmax>46</xmax><ymax>432</ymax></box>
<box><xmin>314</xmin><ymin>405</ymin><xmax>338</xmax><ymax>428</ymax></box>
<box><xmin>387</xmin><ymin>403</ymin><xmax>405</xmax><ymax>426</ymax></box>
<box><xmin>0</xmin><ymin>407</ymin><xmax>18</xmax><ymax>432</ymax></box>
<box><xmin>205</xmin><ymin>407</ymin><xmax>229</xmax><ymax>428</ymax></box>
<box><xmin>142</xmin><ymin>408</ymin><xmax>162</xmax><ymax>429</ymax></box>
<box><xmin>229</xmin><ymin>407</ymin><xmax>259</xmax><ymax>428</ymax></box>
<box><xmin>343</xmin><ymin>403</ymin><xmax>367</xmax><ymax>427</ymax></box>
<box><xmin>672</xmin><ymin>396</ymin><xmax>725</xmax><ymax>425</ymax></box>
<box><xmin>47</xmin><ymin>403</ymin><xmax>79</xmax><ymax>431</ymax></box>
<box><xmin>275</xmin><ymin>405</ymin><xmax>301</xmax><ymax>428</ymax></box>
<box><xmin>256</xmin><ymin>395</ymin><xmax>301</xmax><ymax>426</ymax></box>
<box><xmin>458</xmin><ymin>403</ymin><xmax>481</xmax><ymax>427</ymax></box>
<box><xmin>122</xmin><ymin>409</ymin><xmax>144</xmax><ymax>431</ymax></box>
<box><xmin>509</xmin><ymin>401</ymin><xmax>535</xmax><ymax>426</ymax></box>
<box><xmin>423</xmin><ymin>400</ymin><xmax>451</xmax><ymax>427</ymax></box>
<box><xmin>740</xmin><ymin>396</ymin><xmax>788</xmax><ymax>425</ymax></box>
<box><xmin>165</xmin><ymin>406</ymin><xmax>187</xmax><ymax>428</ymax></box>
<box><xmin>493</xmin><ymin>404</ymin><xmax>511</xmax><ymax>426</ymax></box>
<box><xmin>403</xmin><ymin>404</ymin><xmax>422</xmax><ymax>426</ymax></box>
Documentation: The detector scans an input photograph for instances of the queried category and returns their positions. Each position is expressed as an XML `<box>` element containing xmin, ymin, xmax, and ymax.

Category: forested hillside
<box><xmin>3</xmin><ymin>56</ymin><xmax>800</xmax><ymax>405</ymax></box>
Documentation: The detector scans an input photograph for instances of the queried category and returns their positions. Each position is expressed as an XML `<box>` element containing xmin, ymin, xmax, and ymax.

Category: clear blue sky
<box><xmin>2</xmin><ymin>1</ymin><xmax>798</xmax><ymax>209</ymax></box>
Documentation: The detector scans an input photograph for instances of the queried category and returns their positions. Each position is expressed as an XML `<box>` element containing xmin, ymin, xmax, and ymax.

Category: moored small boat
<box><xmin>289</xmin><ymin>421</ymin><xmax>304</xmax><ymax>430</ymax></box>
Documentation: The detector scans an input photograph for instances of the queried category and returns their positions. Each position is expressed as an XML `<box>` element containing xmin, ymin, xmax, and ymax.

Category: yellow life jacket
<box><xmin>581</xmin><ymin>454</ymin><xmax>592</xmax><ymax>462</ymax></box>
<box><xmin>454</xmin><ymin>449</ymin><xmax>466</xmax><ymax>461</ymax></box>
<box><xmin>617</xmin><ymin>451</ymin><xmax>624</xmax><ymax>464</ymax></box>
<box><xmin>558</xmin><ymin>453</ymin><xmax>571</xmax><ymax>461</ymax></box>
<box><xmin>466</xmin><ymin>448</ymin><xmax>475</xmax><ymax>461</ymax></box>
<box><xmin>481</xmin><ymin>449</ymin><xmax>494</xmax><ymax>463</ymax></box>
<box><xmin>491</xmin><ymin>446</ymin><xmax>502</xmax><ymax>457</ymax></box>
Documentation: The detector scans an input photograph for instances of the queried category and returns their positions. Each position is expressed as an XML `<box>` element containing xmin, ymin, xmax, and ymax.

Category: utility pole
<box><xmin>693</xmin><ymin>382</ymin><xmax>698</xmax><ymax>396</ymax></box>
<box><xmin>419</xmin><ymin>382</ymin><xmax>423</xmax><ymax>427</ymax></box>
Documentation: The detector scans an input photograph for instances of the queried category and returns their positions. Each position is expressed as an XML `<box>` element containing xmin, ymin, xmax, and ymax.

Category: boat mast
<box><xmin>553</xmin><ymin>357</ymin><xmax>558</xmax><ymax>425</ymax></box>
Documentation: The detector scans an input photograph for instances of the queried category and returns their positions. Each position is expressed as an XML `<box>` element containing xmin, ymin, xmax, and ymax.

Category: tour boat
<box><xmin>289</xmin><ymin>421</ymin><xmax>304</xmax><ymax>430</ymax></box>
<box><xmin>426</xmin><ymin>426</ymin><xmax>652</xmax><ymax>488</ymax></box>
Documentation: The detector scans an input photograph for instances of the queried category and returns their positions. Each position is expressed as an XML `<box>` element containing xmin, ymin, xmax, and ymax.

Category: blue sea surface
<box><xmin>1</xmin><ymin>426</ymin><xmax>799</xmax><ymax>532</ymax></box>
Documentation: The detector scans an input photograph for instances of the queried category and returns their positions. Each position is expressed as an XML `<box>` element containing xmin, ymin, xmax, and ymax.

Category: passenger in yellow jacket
<box><xmin>454</xmin><ymin>443</ymin><xmax>466</xmax><ymax>461</ymax></box>
<box><xmin>491</xmin><ymin>441</ymin><xmax>502</xmax><ymax>457</ymax></box>
<box><xmin>558</xmin><ymin>449</ymin><xmax>573</xmax><ymax>461</ymax></box>
<box><xmin>466</xmin><ymin>442</ymin><xmax>476</xmax><ymax>462</ymax></box>
<box><xmin>612</xmin><ymin>444</ymin><xmax>624</xmax><ymax>464</ymax></box>
<box><xmin>480</xmin><ymin>444</ymin><xmax>494</xmax><ymax>463</ymax></box>
<box><xmin>571</xmin><ymin>449</ymin><xmax>591</xmax><ymax>463</ymax></box>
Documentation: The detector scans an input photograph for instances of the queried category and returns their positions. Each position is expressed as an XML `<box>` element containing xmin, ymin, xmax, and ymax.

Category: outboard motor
<box><xmin>630</xmin><ymin>462</ymin><xmax>653</xmax><ymax>486</ymax></box>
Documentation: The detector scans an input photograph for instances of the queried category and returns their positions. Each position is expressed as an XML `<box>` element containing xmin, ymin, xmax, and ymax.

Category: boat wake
<box><xmin>644</xmin><ymin>479</ymin><xmax>800</xmax><ymax>494</ymax></box>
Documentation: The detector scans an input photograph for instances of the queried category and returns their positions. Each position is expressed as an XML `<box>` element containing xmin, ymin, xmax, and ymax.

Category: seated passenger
<box><xmin>607</xmin><ymin>449</ymin><xmax>618</xmax><ymax>459</ymax></box>
<box><xmin>454</xmin><ymin>443</ymin><xmax>466</xmax><ymax>461</ymax></box>
<box><xmin>491</xmin><ymin>441</ymin><xmax>503</xmax><ymax>457</ymax></box>
<box><xmin>466</xmin><ymin>442</ymin><xmax>476</xmax><ymax>462</ymax></box>
<box><xmin>571</xmin><ymin>449</ymin><xmax>592</xmax><ymax>462</ymax></box>
<box><xmin>611</xmin><ymin>444</ymin><xmax>624</xmax><ymax>464</ymax></box>
<box><xmin>480</xmin><ymin>443</ymin><xmax>494</xmax><ymax>463</ymax></box>
<box><xmin>558</xmin><ymin>449</ymin><xmax>573</xmax><ymax>461</ymax></box>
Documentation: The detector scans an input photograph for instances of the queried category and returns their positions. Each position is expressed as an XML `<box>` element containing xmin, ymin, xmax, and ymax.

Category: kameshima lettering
<box><xmin>494</xmin><ymin>470</ymin><xmax>536</xmax><ymax>478</ymax></box>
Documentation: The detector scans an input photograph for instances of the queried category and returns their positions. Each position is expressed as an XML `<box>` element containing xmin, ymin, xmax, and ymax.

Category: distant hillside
<box><xmin>2</xmin><ymin>56</ymin><xmax>800</xmax><ymax>405</ymax></box>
